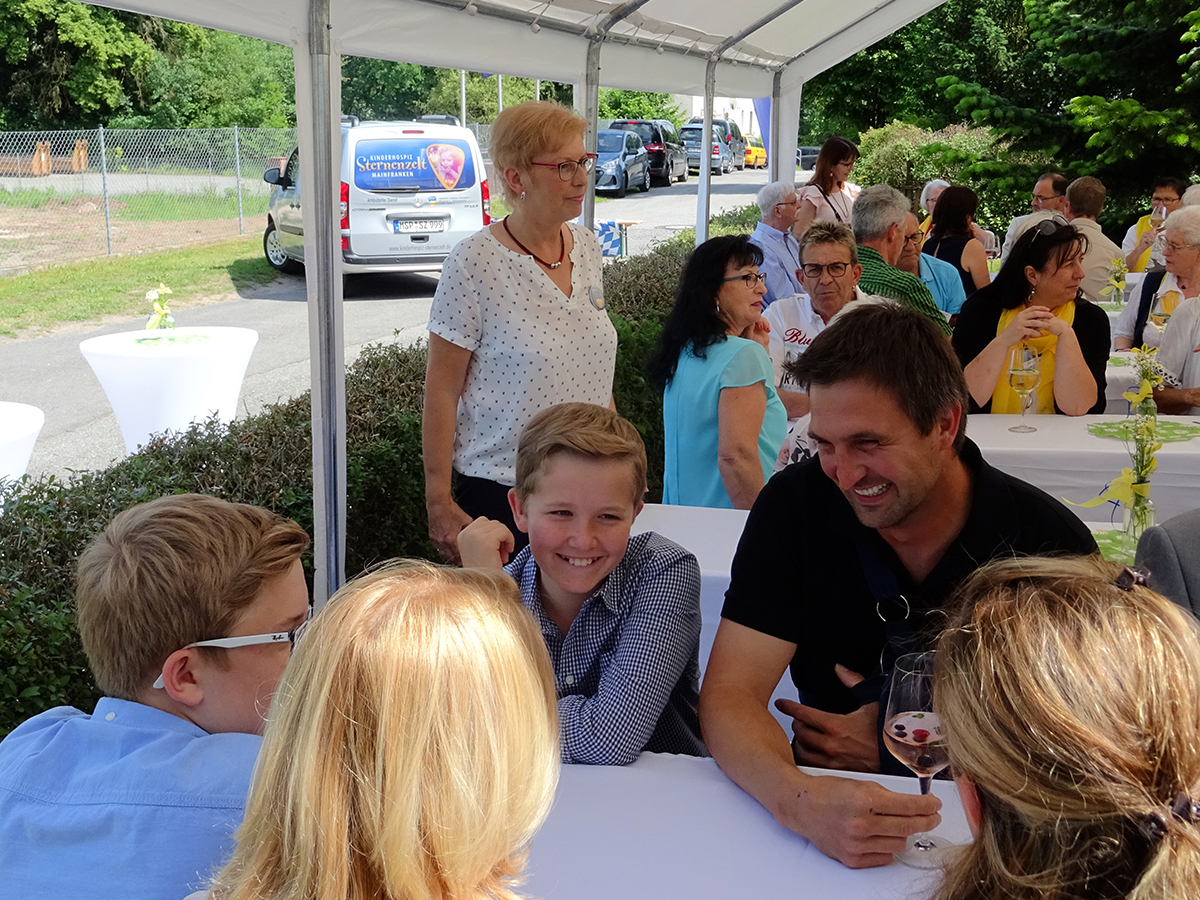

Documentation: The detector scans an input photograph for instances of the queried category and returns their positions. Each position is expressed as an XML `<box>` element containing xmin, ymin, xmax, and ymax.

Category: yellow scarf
<box><xmin>990</xmin><ymin>301</ymin><xmax>1076</xmax><ymax>414</ymax></box>
<box><xmin>1132</xmin><ymin>215</ymin><xmax>1155</xmax><ymax>273</ymax></box>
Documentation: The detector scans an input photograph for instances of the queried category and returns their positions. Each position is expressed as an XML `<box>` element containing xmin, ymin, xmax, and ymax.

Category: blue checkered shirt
<box><xmin>506</xmin><ymin>531</ymin><xmax>707</xmax><ymax>765</ymax></box>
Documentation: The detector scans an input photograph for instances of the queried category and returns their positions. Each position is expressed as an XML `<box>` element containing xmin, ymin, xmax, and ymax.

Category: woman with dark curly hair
<box><xmin>922</xmin><ymin>185</ymin><xmax>990</xmax><ymax>296</ymax></box>
<box><xmin>791</xmin><ymin>136</ymin><xmax>860</xmax><ymax>237</ymax></box>
<box><xmin>648</xmin><ymin>235</ymin><xmax>787</xmax><ymax>509</ymax></box>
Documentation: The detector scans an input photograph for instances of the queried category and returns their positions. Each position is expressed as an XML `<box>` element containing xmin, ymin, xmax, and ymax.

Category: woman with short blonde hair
<box><xmin>423</xmin><ymin>100</ymin><xmax>617</xmax><ymax>563</ymax></box>
<box><xmin>208</xmin><ymin>561</ymin><xmax>560</xmax><ymax>900</ymax></box>
<box><xmin>934</xmin><ymin>555</ymin><xmax>1200</xmax><ymax>900</ymax></box>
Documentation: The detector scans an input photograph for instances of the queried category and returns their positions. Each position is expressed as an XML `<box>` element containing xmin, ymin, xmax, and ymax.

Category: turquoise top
<box><xmin>662</xmin><ymin>336</ymin><xmax>788</xmax><ymax>508</ymax></box>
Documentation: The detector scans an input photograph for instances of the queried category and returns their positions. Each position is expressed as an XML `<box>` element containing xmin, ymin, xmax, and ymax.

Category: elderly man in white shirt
<box><xmin>750</xmin><ymin>181</ymin><xmax>804</xmax><ymax>308</ymax></box>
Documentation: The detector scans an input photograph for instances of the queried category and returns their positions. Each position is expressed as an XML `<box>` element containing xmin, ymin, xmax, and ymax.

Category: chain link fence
<box><xmin>0</xmin><ymin>127</ymin><xmax>297</xmax><ymax>276</ymax></box>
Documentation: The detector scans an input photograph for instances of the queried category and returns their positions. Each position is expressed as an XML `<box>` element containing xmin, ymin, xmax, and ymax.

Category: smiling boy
<box><xmin>458</xmin><ymin>402</ymin><xmax>706</xmax><ymax>765</ymax></box>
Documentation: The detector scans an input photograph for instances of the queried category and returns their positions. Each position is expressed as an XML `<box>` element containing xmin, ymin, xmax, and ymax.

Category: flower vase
<box><xmin>1136</xmin><ymin>396</ymin><xmax>1157</xmax><ymax>418</ymax></box>
<box><xmin>1122</xmin><ymin>486</ymin><xmax>1155</xmax><ymax>549</ymax></box>
<box><xmin>146</xmin><ymin>311</ymin><xmax>175</xmax><ymax>330</ymax></box>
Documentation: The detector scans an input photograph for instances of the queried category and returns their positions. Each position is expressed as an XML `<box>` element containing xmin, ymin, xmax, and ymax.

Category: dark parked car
<box><xmin>594</xmin><ymin>129</ymin><xmax>651</xmax><ymax>197</ymax></box>
<box><xmin>688</xmin><ymin>117</ymin><xmax>746</xmax><ymax>170</ymax></box>
<box><xmin>797</xmin><ymin>146</ymin><xmax>820</xmax><ymax>170</ymax></box>
<box><xmin>607</xmin><ymin>119</ymin><xmax>687</xmax><ymax>184</ymax></box>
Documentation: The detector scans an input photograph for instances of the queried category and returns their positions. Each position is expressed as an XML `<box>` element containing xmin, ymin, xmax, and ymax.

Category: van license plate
<box><xmin>393</xmin><ymin>219</ymin><xmax>446</xmax><ymax>234</ymax></box>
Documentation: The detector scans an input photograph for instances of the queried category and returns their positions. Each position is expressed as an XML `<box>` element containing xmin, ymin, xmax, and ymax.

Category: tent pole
<box><xmin>296</xmin><ymin>0</ymin><xmax>347</xmax><ymax>608</ymax></box>
<box><xmin>582</xmin><ymin>38</ymin><xmax>601</xmax><ymax>231</ymax></box>
<box><xmin>695</xmin><ymin>57</ymin><xmax>717</xmax><ymax>246</ymax></box>
<box><xmin>769</xmin><ymin>70</ymin><xmax>782</xmax><ymax>183</ymax></box>
<box><xmin>460</xmin><ymin>69</ymin><xmax>467</xmax><ymax>124</ymax></box>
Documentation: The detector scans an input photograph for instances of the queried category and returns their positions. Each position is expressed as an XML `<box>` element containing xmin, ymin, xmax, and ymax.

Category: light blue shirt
<box><xmin>662</xmin><ymin>336</ymin><xmax>788</xmax><ymax>508</ymax></box>
<box><xmin>0</xmin><ymin>697</ymin><xmax>262</xmax><ymax>899</ymax></box>
<box><xmin>750</xmin><ymin>221</ymin><xmax>803</xmax><ymax>308</ymax></box>
<box><xmin>919</xmin><ymin>253</ymin><xmax>968</xmax><ymax>315</ymax></box>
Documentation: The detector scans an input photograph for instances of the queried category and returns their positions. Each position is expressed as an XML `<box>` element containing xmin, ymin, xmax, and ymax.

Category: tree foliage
<box><xmin>418</xmin><ymin>68</ymin><xmax>572</xmax><ymax>123</ymax></box>
<box><xmin>340</xmin><ymin>58</ymin><xmax>438</xmax><ymax>122</ymax></box>
<box><xmin>598</xmin><ymin>89</ymin><xmax>684</xmax><ymax>128</ymax></box>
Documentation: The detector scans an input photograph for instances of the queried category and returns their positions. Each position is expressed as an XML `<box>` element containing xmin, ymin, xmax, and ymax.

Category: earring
<box><xmin>520</xmin><ymin>191</ymin><xmax>526</xmax><ymax>201</ymax></box>
<box><xmin>716</xmin><ymin>301</ymin><xmax>722</xmax><ymax>315</ymax></box>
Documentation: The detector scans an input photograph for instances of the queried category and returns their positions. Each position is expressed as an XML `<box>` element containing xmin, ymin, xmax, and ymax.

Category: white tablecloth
<box><xmin>633</xmin><ymin>504</ymin><xmax>795</xmax><ymax>731</ymax></box>
<box><xmin>968</xmin><ymin>414</ymin><xmax>1200</xmax><ymax>524</ymax></box>
<box><xmin>1105</xmin><ymin>350</ymin><xmax>1138</xmax><ymax>410</ymax></box>
<box><xmin>525</xmin><ymin>753</ymin><xmax>970</xmax><ymax>900</ymax></box>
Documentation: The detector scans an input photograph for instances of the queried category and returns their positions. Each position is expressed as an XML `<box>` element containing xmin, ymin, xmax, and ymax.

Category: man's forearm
<box><xmin>700</xmin><ymin>683</ymin><xmax>809</xmax><ymax>829</ymax></box>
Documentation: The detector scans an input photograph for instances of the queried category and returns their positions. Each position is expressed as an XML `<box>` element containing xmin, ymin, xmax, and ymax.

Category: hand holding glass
<box><xmin>883</xmin><ymin>651</ymin><xmax>953</xmax><ymax>867</ymax></box>
<box><xmin>1007</xmin><ymin>345</ymin><xmax>1041</xmax><ymax>433</ymax></box>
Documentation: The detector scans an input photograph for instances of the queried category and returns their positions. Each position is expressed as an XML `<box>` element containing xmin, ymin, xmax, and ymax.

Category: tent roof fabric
<box><xmin>93</xmin><ymin>0</ymin><xmax>945</xmax><ymax>93</ymax></box>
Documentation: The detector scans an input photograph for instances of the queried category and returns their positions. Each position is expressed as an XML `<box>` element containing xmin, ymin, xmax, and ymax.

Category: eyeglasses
<box><xmin>722</xmin><ymin>272</ymin><xmax>767</xmax><ymax>286</ymax></box>
<box><xmin>151</xmin><ymin>610</ymin><xmax>312</xmax><ymax>689</ymax></box>
<box><xmin>530</xmin><ymin>154</ymin><xmax>598</xmax><ymax>181</ymax></box>
<box><xmin>800</xmin><ymin>262</ymin><xmax>850</xmax><ymax>278</ymax></box>
<box><xmin>1152</xmin><ymin>194</ymin><xmax>1180</xmax><ymax>205</ymax></box>
<box><xmin>1164</xmin><ymin>239</ymin><xmax>1199</xmax><ymax>252</ymax></box>
<box><xmin>903</xmin><ymin>233</ymin><xmax>922</xmax><ymax>247</ymax></box>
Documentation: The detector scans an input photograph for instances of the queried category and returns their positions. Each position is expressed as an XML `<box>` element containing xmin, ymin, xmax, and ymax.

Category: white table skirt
<box><xmin>525</xmin><ymin>753</ymin><xmax>970</xmax><ymax>900</ymax></box>
<box><xmin>968</xmin><ymin>414</ymin><xmax>1200</xmax><ymax>524</ymax></box>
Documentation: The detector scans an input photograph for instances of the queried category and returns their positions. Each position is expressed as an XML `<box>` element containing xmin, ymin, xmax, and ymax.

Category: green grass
<box><xmin>0</xmin><ymin>237</ymin><xmax>277</xmax><ymax>336</ymax></box>
<box><xmin>114</xmin><ymin>190</ymin><xmax>271</xmax><ymax>222</ymax></box>
<box><xmin>0</xmin><ymin>187</ymin><xmax>271</xmax><ymax>222</ymax></box>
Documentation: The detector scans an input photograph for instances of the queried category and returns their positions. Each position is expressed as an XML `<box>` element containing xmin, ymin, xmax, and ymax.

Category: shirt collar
<box><xmin>92</xmin><ymin>697</ymin><xmax>210</xmax><ymax>738</ymax></box>
<box><xmin>856</xmin><ymin>245</ymin><xmax>885</xmax><ymax>265</ymax></box>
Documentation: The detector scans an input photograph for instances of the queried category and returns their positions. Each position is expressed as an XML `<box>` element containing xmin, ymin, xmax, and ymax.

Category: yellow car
<box><xmin>745</xmin><ymin>136</ymin><xmax>767</xmax><ymax>169</ymax></box>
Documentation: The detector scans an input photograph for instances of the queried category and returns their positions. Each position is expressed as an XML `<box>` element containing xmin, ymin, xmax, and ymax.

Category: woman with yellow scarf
<box><xmin>952</xmin><ymin>220</ymin><xmax>1109</xmax><ymax>415</ymax></box>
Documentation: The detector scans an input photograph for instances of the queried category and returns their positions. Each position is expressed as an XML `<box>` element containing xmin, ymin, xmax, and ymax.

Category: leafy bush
<box><xmin>852</xmin><ymin>120</ymin><xmax>1037</xmax><ymax>238</ymax></box>
<box><xmin>0</xmin><ymin>213</ymin><xmax>763</xmax><ymax>737</ymax></box>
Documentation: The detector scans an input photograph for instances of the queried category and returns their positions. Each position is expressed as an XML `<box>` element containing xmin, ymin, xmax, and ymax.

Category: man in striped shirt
<box><xmin>851</xmin><ymin>184</ymin><xmax>952</xmax><ymax>336</ymax></box>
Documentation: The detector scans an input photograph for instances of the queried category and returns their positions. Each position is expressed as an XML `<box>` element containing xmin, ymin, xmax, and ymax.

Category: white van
<box><xmin>262</xmin><ymin>118</ymin><xmax>489</xmax><ymax>275</ymax></box>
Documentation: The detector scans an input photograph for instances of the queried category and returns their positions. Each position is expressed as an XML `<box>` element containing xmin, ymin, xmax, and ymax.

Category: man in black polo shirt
<box><xmin>699</xmin><ymin>303</ymin><xmax>1096</xmax><ymax>869</ymax></box>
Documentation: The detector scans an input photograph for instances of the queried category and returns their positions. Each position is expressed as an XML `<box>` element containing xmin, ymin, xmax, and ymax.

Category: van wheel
<box><xmin>264</xmin><ymin>222</ymin><xmax>303</xmax><ymax>274</ymax></box>
<box><xmin>615</xmin><ymin>173</ymin><xmax>627</xmax><ymax>198</ymax></box>
<box><xmin>642</xmin><ymin>166</ymin><xmax>652</xmax><ymax>192</ymax></box>
<box><xmin>677</xmin><ymin>163</ymin><xmax>688</xmax><ymax>183</ymax></box>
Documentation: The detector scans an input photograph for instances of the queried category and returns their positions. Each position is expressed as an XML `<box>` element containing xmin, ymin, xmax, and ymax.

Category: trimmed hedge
<box><xmin>0</xmin><ymin>204</ymin><xmax>759</xmax><ymax>737</ymax></box>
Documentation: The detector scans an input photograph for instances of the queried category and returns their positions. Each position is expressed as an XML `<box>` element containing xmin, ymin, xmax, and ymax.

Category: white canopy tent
<box><xmin>85</xmin><ymin>0</ymin><xmax>947</xmax><ymax>604</ymax></box>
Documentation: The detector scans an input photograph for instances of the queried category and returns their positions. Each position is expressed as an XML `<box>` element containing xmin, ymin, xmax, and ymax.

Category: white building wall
<box><xmin>674</xmin><ymin>95</ymin><xmax>761</xmax><ymax>137</ymax></box>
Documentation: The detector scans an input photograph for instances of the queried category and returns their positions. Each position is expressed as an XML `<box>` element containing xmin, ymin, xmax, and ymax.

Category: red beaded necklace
<box><xmin>503</xmin><ymin>216</ymin><xmax>565</xmax><ymax>269</ymax></box>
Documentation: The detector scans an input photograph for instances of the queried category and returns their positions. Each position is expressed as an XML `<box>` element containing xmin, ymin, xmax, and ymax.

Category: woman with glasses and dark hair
<box><xmin>791</xmin><ymin>136</ymin><xmax>860</xmax><ymax>237</ymax></box>
<box><xmin>423</xmin><ymin>101</ymin><xmax>617</xmax><ymax>563</ymax></box>
<box><xmin>952</xmin><ymin>220</ymin><xmax>1109</xmax><ymax>415</ymax></box>
<box><xmin>922</xmin><ymin>185</ymin><xmax>991</xmax><ymax>296</ymax></box>
<box><xmin>648</xmin><ymin>235</ymin><xmax>788</xmax><ymax>509</ymax></box>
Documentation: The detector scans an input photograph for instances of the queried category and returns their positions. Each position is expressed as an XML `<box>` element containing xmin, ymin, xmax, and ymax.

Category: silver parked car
<box><xmin>679</xmin><ymin>124</ymin><xmax>731</xmax><ymax>174</ymax></box>
<box><xmin>594</xmin><ymin>129</ymin><xmax>651</xmax><ymax>197</ymax></box>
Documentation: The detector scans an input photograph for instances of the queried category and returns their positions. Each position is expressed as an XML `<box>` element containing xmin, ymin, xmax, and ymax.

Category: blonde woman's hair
<box><xmin>209</xmin><ymin>560</ymin><xmax>559</xmax><ymax>900</ymax></box>
<box><xmin>488</xmin><ymin>100</ymin><xmax>587</xmax><ymax>204</ymax></box>
<box><xmin>513</xmin><ymin>402</ymin><xmax>648</xmax><ymax>504</ymax></box>
<box><xmin>933</xmin><ymin>555</ymin><xmax>1200</xmax><ymax>900</ymax></box>
<box><xmin>75</xmin><ymin>493</ymin><xmax>310</xmax><ymax>700</ymax></box>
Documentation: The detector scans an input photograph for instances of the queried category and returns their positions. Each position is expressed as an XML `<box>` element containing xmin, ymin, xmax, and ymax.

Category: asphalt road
<box><xmin>2</xmin><ymin>166</ymin><xmax>770</xmax><ymax>480</ymax></box>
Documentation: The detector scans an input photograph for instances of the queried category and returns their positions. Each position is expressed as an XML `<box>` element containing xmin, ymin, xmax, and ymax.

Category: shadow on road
<box><xmin>597</xmin><ymin>177</ymin><xmax>763</xmax><ymax>202</ymax></box>
<box><xmin>230</xmin><ymin>269</ymin><xmax>440</xmax><ymax>303</ymax></box>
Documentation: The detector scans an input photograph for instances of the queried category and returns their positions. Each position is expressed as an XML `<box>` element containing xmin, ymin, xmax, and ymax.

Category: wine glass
<box><xmin>883</xmin><ymin>651</ymin><xmax>953</xmax><ymax>868</ymax></box>
<box><xmin>1150</xmin><ymin>204</ymin><xmax>1167</xmax><ymax>231</ymax></box>
<box><xmin>1006</xmin><ymin>345</ymin><xmax>1041</xmax><ymax>433</ymax></box>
